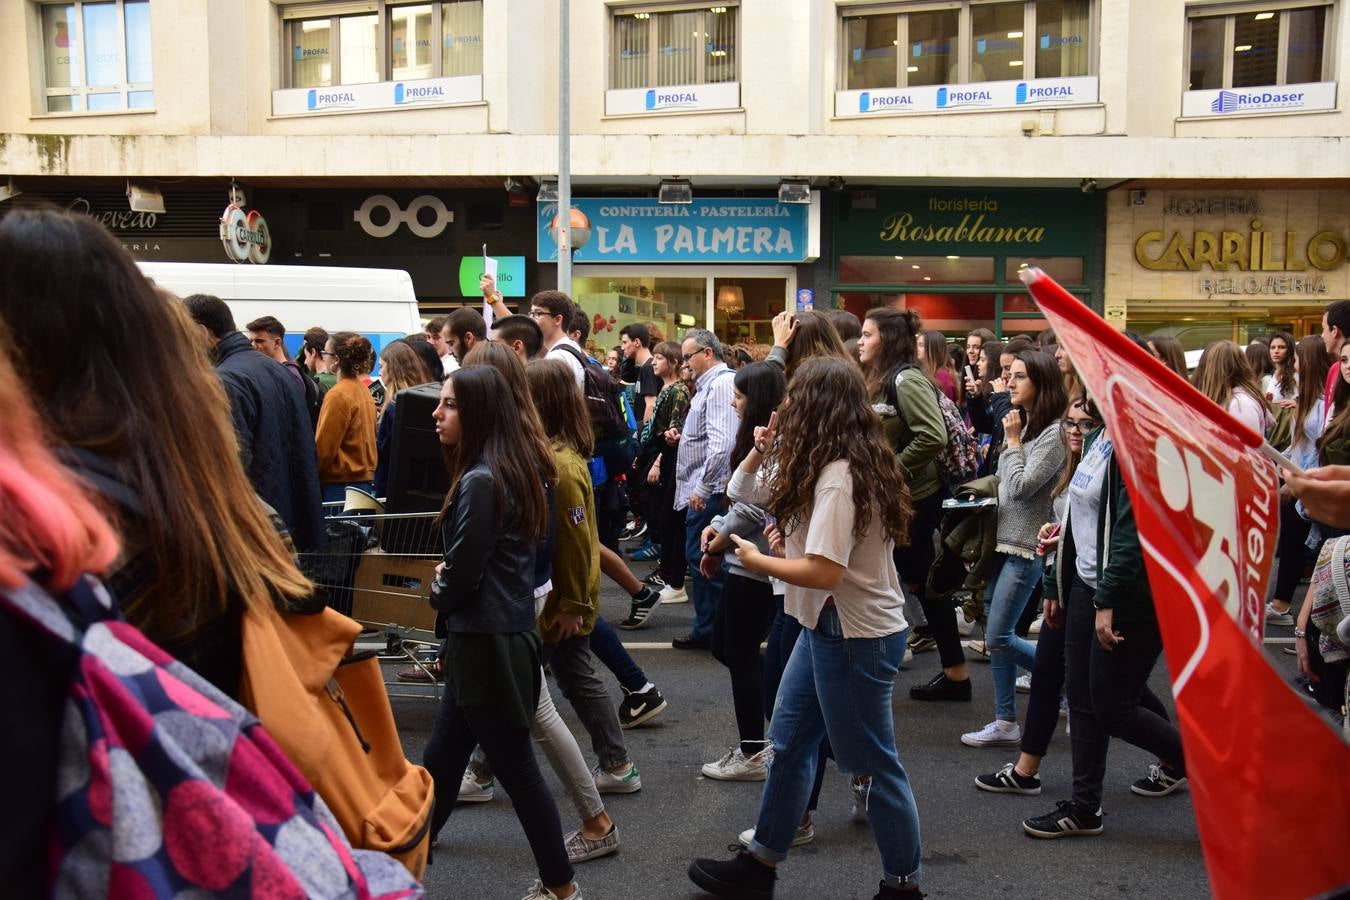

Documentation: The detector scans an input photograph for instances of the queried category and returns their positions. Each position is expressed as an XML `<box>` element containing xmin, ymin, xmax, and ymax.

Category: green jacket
<box><xmin>876</xmin><ymin>367</ymin><xmax>946</xmax><ymax>502</ymax></box>
<box><xmin>542</xmin><ymin>446</ymin><xmax>601</xmax><ymax>637</ymax></box>
<box><xmin>1047</xmin><ymin>428</ymin><xmax>1155</xmax><ymax>622</ymax></box>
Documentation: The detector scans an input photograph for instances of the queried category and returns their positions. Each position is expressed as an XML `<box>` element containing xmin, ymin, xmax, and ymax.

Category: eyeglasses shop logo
<box><xmin>645</xmin><ymin>89</ymin><xmax>700</xmax><ymax>110</ymax></box>
<box><xmin>306</xmin><ymin>89</ymin><xmax>357</xmax><ymax>111</ymax></box>
<box><xmin>936</xmin><ymin>86</ymin><xmax>993</xmax><ymax>109</ymax></box>
<box><xmin>394</xmin><ymin>82</ymin><xmax>446</xmax><ymax>104</ymax></box>
<box><xmin>858</xmin><ymin>91</ymin><xmax>914</xmax><ymax>112</ymax></box>
<box><xmin>1209</xmin><ymin>88</ymin><xmax>1306</xmax><ymax>113</ymax></box>
<box><xmin>1015</xmin><ymin>82</ymin><xmax>1075</xmax><ymax>104</ymax></box>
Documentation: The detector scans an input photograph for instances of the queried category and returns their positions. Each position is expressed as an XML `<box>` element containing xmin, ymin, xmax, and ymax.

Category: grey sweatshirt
<box><xmin>995</xmin><ymin>422</ymin><xmax>1067</xmax><ymax>559</ymax></box>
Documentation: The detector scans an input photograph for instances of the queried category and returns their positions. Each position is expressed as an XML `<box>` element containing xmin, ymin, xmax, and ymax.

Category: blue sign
<box><xmin>537</xmin><ymin>198</ymin><xmax>810</xmax><ymax>263</ymax></box>
<box><xmin>796</xmin><ymin>288</ymin><xmax>814</xmax><ymax>311</ymax></box>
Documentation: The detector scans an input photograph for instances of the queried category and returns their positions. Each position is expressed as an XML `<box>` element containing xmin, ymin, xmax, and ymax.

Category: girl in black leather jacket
<box><xmin>421</xmin><ymin>365</ymin><xmax>584</xmax><ymax>900</ymax></box>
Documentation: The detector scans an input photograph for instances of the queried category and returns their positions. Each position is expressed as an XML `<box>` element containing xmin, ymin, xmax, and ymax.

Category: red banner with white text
<box><xmin>1023</xmin><ymin>268</ymin><xmax>1350</xmax><ymax>900</ymax></box>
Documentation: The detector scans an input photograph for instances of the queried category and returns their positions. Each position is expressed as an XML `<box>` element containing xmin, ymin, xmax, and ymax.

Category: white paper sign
<box><xmin>482</xmin><ymin>252</ymin><xmax>498</xmax><ymax>328</ymax></box>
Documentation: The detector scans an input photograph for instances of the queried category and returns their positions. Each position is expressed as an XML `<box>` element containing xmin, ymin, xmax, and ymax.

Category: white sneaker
<box><xmin>967</xmin><ymin>639</ymin><xmax>991</xmax><ymax>660</ymax></box>
<box><xmin>1015</xmin><ymin>674</ymin><xmax>1032</xmax><ymax>694</ymax></box>
<box><xmin>955</xmin><ymin>607</ymin><xmax>978</xmax><ymax>636</ymax></box>
<box><xmin>521</xmin><ymin>880</ymin><xmax>583</xmax><ymax>900</ymax></box>
<box><xmin>1264</xmin><ymin>602</ymin><xmax>1294</xmax><ymax>626</ymax></box>
<box><xmin>658</xmin><ymin>584</ymin><xmax>688</xmax><ymax>605</ymax></box>
<box><xmin>457</xmin><ymin>770</ymin><xmax>494</xmax><ymax>803</ymax></box>
<box><xmin>961</xmin><ymin>720</ymin><xmax>1023</xmax><ymax>748</ymax></box>
<box><xmin>593</xmin><ymin>763</ymin><xmax>642</xmax><ymax>794</ymax></box>
<box><xmin>738</xmin><ymin>821</ymin><xmax>814</xmax><ymax>848</ymax></box>
<box><xmin>702</xmin><ymin>747</ymin><xmax>772</xmax><ymax>781</ymax></box>
<box><xmin>902</xmin><ymin>646</ymin><xmax>914</xmax><ymax>666</ymax></box>
<box><xmin>1029</xmin><ymin>615</ymin><xmax>1044</xmax><ymax>635</ymax></box>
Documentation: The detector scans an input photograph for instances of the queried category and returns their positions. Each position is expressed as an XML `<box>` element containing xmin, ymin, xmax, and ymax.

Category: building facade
<box><xmin>1</xmin><ymin>0</ymin><xmax>1348</xmax><ymax>346</ymax></box>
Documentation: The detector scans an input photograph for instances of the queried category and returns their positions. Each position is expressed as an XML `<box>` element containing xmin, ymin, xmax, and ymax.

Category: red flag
<box><xmin>1022</xmin><ymin>268</ymin><xmax>1350</xmax><ymax>900</ymax></box>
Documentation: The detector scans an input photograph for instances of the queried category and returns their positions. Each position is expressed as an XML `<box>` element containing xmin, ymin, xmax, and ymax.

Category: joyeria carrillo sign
<box><xmin>219</xmin><ymin>204</ymin><xmax>272</xmax><ymax>264</ymax></box>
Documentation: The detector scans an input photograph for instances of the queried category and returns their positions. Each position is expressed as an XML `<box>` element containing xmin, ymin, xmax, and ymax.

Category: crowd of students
<box><xmin>3</xmin><ymin>206</ymin><xmax>1348</xmax><ymax>900</ymax></box>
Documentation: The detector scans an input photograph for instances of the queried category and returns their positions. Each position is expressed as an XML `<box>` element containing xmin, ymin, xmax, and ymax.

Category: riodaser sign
<box><xmin>835</xmin><ymin>76</ymin><xmax>1097</xmax><ymax>116</ymax></box>
<box><xmin>1181</xmin><ymin>81</ymin><xmax>1336</xmax><ymax>117</ymax></box>
<box><xmin>1022</xmin><ymin>268</ymin><xmax>1350</xmax><ymax>900</ymax></box>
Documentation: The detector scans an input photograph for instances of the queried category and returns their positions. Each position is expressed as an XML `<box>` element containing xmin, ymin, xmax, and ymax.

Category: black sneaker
<box><xmin>619</xmin><ymin>685</ymin><xmax>668</xmax><ymax>729</ymax></box>
<box><xmin>642</xmin><ymin>571</ymin><xmax>667</xmax><ymax>588</ymax></box>
<box><xmin>618</xmin><ymin>586</ymin><xmax>662</xmax><ymax>630</ymax></box>
<box><xmin>975</xmin><ymin>762</ymin><xmax>1041</xmax><ymax>795</ymax></box>
<box><xmin>873</xmin><ymin>881</ymin><xmax>926</xmax><ymax>900</ymax></box>
<box><xmin>1130</xmin><ymin>764</ymin><xmax>1188</xmax><ymax>798</ymax></box>
<box><xmin>1023</xmin><ymin>800</ymin><xmax>1104</xmax><ymax>839</ymax></box>
<box><xmin>909</xmin><ymin>672</ymin><xmax>973</xmax><ymax>702</ymax></box>
<box><xmin>620</xmin><ymin>518</ymin><xmax>648</xmax><ymax>542</ymax></box>
<box><xmin>688</xmin><ymin>851</ymin><xmax>776</xmax><ymax>899</ymax></box>
<box><xmin>673</xmin><ymin>634</ymin><xmax>711</xmax><ymax>650</ymax></box>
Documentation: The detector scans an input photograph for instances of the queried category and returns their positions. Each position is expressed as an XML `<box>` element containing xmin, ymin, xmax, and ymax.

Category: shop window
<box><xmin>1186</xmin><ymin>3</ymin><xmax>1330</xmax><ymax>90</ymax></box>
<box><xmin>840</xmin><ymin>0</ymin><xmax>1092</xmax><ymax>89</ymax></box>
<box><xmin>839</xmin><ymin>255</ymin><xmax>996</xmax><ymax>285</ymax></box>
<box><xmin>38</xmin><ymin>1</ymin><xmax>153</xmax><ymax>113</ymax></box>
<box><xmin>573</xmin><ymin>276</ymin><xmax>708</xmax><ymax>349</ymax></box>
<box><xmin>610</xmin><ymin>4</ymin><xmax>738</xmax><ymax>90</ymax></box>
<box><xmin>283</xmin><ymin>0</ymin><xmax>483</xmax><ymax>89</ymax></box>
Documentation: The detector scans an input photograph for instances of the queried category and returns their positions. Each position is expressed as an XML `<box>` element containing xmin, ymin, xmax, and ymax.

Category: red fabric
<box><xmin>1326</xmin><ymin>361</ymin><xmax>1340</xmax><ymax>423</ymax></box>
<box><xmin>1023</xmin><ymin>268</ymin><xmax>1350</xmax><ymax>900</ymax></box>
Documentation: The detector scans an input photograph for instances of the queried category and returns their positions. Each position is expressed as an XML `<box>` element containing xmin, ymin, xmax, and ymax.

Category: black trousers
<box><xmin>900</xmin><ymin>490</ymin><xmax>966</xmax><ymax>669</ymax></box>
<box><xmin>711</xmin><ymin>572</ymin><xmax>778</xmax><ymax>753</ymax></box>
<box><xmin>1064</xmin><ymin>572</ymin><xmax>1185</xmax><ymax>812</ymax></box>
<box><xmin>1272</xmin><ymin>497</ymin><xmax>1313</xmax><ymax>603</ymax></box>
<box><xmin>423</xmin><ymin>692</ymin><xmax>573</xmax><ymax>888</ymax></box>
<box><xmin>658</xmin><ymin>499</ymin><xmax>687</xmax><ymax>588</ymax></box>
<box><xmin>1020</xmin><ymin>591</ymin><xmax>1170</xmax><ymax>759</ymax></box>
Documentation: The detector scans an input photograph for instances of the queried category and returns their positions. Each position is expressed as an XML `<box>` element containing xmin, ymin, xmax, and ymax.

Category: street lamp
<box><xmin>549</xmin><ymin>207</ymin><xmax>592</xmax><ymax>257</ymax></box>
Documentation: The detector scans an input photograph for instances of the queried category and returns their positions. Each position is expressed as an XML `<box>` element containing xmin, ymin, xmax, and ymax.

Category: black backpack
<box><xmin>553</xmin><ymin>343</ymin><xmax>631</xmax><ymax>441</ymax></box>
<box><xmin>284</xmin><ymin>361</ymin><xmax>323</xmax><ymax>430</ymax></box>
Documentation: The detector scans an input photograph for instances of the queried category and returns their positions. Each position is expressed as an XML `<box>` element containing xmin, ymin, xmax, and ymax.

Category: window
<box><xmin>841</xmin><ymin>0</ymin><xmax>1092</xmax><ymax>89</ymax></box>
<box><xmin>1186</xmin><ymin>3</ymin><xmax>1330</xmax><ymax>90</ymax></box>
<box><xmin>610</xmin><ymin>4</ymin><xmax>738</xmax><ymax>89</ymax></box>
<box><xmin>283</xmin><ymin>0</ymin><xmax>482</xmax><ymax>89</ymax></box>
<box><xmin>39</xmin><ymin>1</ymin><xmax>153</xmax><ymax>113</ymax></box>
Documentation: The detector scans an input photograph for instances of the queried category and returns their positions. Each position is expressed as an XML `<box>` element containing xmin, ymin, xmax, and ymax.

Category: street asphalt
<box><xmin>387</xmin><ymin>562</ymin><xmax>1319</xmax><ymax>900</ymax></box>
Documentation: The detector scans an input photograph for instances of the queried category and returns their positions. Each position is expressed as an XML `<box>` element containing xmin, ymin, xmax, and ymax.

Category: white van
<box><xmin>136</xmin><ymin>262</ymin><xmax>423</xmax><ymax>360</ymax></box>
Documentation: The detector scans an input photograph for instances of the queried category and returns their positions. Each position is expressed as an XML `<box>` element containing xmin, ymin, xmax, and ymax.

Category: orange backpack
<box><xmin>239</xmin><ymin>603</ymin><xmax>434</xmax><ymax>880</ymax></box>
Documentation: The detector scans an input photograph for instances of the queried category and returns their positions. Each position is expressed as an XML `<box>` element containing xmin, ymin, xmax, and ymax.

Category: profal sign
<box><xmin>1134</xmin><ymin>220</ymin><xmax>1347</xmax><ymax>272</ymax></box>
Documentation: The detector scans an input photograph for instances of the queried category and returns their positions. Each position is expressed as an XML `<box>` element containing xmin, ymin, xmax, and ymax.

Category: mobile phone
<box><xmin>965</xmin><ymin>365</ymin><xmax>976</xmax><ymax>383</ymax></box>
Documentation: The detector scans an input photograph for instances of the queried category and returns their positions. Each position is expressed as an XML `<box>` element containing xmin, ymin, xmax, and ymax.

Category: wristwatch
<box><xmin>1293</xmin><ymin>628</ymin><xmax>1306</xmax><ymax>640</ymax></box>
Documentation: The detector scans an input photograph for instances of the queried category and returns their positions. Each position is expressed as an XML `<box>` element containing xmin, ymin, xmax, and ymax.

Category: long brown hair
<box><xmin>1318</xmin><ymin>346</ymin><xmax>1350</xmax><ymax>460</ymax></box>
<box><xmin>440</xmin><ymin>365</ymin><xmax>551</xmax><ymax>541</ymax></box>
<box><xmin>766</xmin><ymin>358</ymin><xmax>912</xmax><ymax>546</ymax></box>
<box><xmin>0</xmin><ymin>207</ymin><xmax>311</xmax><ymax>643</ymax></box>
<box><xmin>458</xmin><ymin>341</ymin><xmax>556</xmax><ymax>485</ymax></box>
<box><xmin>919</xmin><ymin>330</ymin><xmax>950</xmax><ymax>379</ymax></box>
<box><xmin>1293</xmin><ymin>335</ymin><xmax>1331</xmax><ymax>444</ymax></box>
<box><xmin>1193</xmin><ymin>340</ymin><xmax>1272</xmax><ymax>419</ymax></box>
<box><xmin>861</xmin><ymin>306</ymin><xmax>922</xmax><ymax>399</ymax></box>
<box><xmin>527</xmin><ymin>358</ymin><xmax>595</xmax><ymax>458</ymax></box>
<box><xmin>378</xmin><ymin>340</ymin><xmax>433</xmax><ymax>422</ymax></box>
<box><xmin>1269</xmin><ymin>331</ymin><xmax>1297</xmax><ymax>397</ymax></box>
<box><xmin>1149</xmin><ymin>334</ymin><xmax>1188</xmax><ymax>378</ymax></box>
<box><xmin>1015</xmin><ymin>350</ymin><xmax>1070</xmax><ymax>442</ymax></box>
<box><xmin>785</xmin><ymin>311</ymin><xmax>852</xmax><ymax>379</ymax></box>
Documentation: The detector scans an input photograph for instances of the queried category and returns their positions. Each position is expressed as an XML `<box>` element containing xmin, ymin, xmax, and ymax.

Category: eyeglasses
<box><xmin>682</xmin><ymin>347</ymin><xmax>709</xmax><ymax>362</ymax></box>
<box><xmin>1061</xmin><ymin>418</ymin><xmax>1100</xmax><ymax>434</ymax></box>
<box><xmin>319</xmin><ymin>350</ymin><xmax>338</xmax><ymax>359</ymax></box>
<box><xmin>528</xmin><ymin>309</ymin><xmax>552</xmax><ymax>320</ymax></box>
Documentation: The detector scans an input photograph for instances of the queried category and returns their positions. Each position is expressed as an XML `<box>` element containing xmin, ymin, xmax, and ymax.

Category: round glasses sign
<box><xmin>219</xmin><ymin>204</ymin><xmax>272</xmax><ymax>264</ymax></box>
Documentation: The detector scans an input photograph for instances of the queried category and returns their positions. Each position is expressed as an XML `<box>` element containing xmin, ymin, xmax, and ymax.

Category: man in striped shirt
<box><xmin>671</xmin><ymin>329</ymin><xmax>740</xmax><ymax>650</ymax></box>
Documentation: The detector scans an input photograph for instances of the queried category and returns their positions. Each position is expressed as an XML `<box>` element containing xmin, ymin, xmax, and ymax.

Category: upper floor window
<box><xmin>841</xmin><ymin>0</ymin><xmax>1092</xmax><ymax>90</ymax></box>
<box><xmin>38</xmin><ymin>1</ymin><xmax>153</xmax><ymax>113</ymax></box>
<box><xmin>610</xmin><ymin>3</ymin><xmax>739</xmax><ymax>89</ymax></box>
<box><xmin>282</xmin><ymin>0</ymin><xmax>482</xmax><ymax>89</ymax></box>
<box><xmin>1187</xmin><ymin>2</ymin><xmax>1331</xmax><ymax>90</ymax></box>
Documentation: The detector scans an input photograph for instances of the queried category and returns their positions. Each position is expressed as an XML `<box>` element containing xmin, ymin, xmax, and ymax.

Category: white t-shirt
<box><xmin>1261</xmin><ymin>372</ymin><xmax>1297</xmax><ymax>405</ymax></box>
<box><xmin>441</xmin><ymin>352</ymin><xmax>459</xmax><ymax>375</ymax></box>
<box><xmin>1068</xmin><ymin>434</ymin><xmax>1113</xmax><ymax>589</ymax></box>
<box><xmin>546</xmin><ymin>336</ymin><xmax>586</xmax><ymax>387</ymax></box>
<box><xmin>783</xmin><ymin>460</ymin><xmax>907</xmax><ymax>639</ymax></box>
<box><xmin>1227</xmin><ymin>389</ymin><xmax>1269</xmax><ymax>436</ymax></box>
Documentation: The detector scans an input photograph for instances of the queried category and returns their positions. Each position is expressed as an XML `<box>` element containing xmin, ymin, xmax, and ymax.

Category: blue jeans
<box><xmin>683</xmin><ymin>494</ymin><xmax>726</xmax><ymax>642</ymax></box>
<box><xmin>588</xmin><ymin>616</ymin><xmax>646</xmax><ymax>693</ymax></box>
<box><xmin>749</xmin><ymin>607</ymin><xmax>922</xmax><ymax>887</ymax></box>
<box><xmin>985</xmin><ymin>553</ymin><xmax>1041</xmax><ymax>722</ymax></box>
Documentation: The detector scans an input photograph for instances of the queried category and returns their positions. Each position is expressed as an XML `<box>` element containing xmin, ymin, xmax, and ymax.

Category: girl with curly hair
<box><xmin>316</xmin><ymin>331</ymin><xmax>378</xmax><ymax>504</ymax></box>
<box><xmin>689</xmin><ymin>357</ymin><xmax>924</xmax><ymax>900</ymax></box>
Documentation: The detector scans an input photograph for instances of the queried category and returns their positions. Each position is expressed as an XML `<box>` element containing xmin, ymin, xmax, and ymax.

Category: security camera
<box><xmin>1079</xmin><ymin>178</ymin><xmax>1098</xmax><ymax>193</ymax></box>
<box><xmin>1021</xmin><ymin>119</ymin><xmax>1036</xmax><ymax>136</ymax></box>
